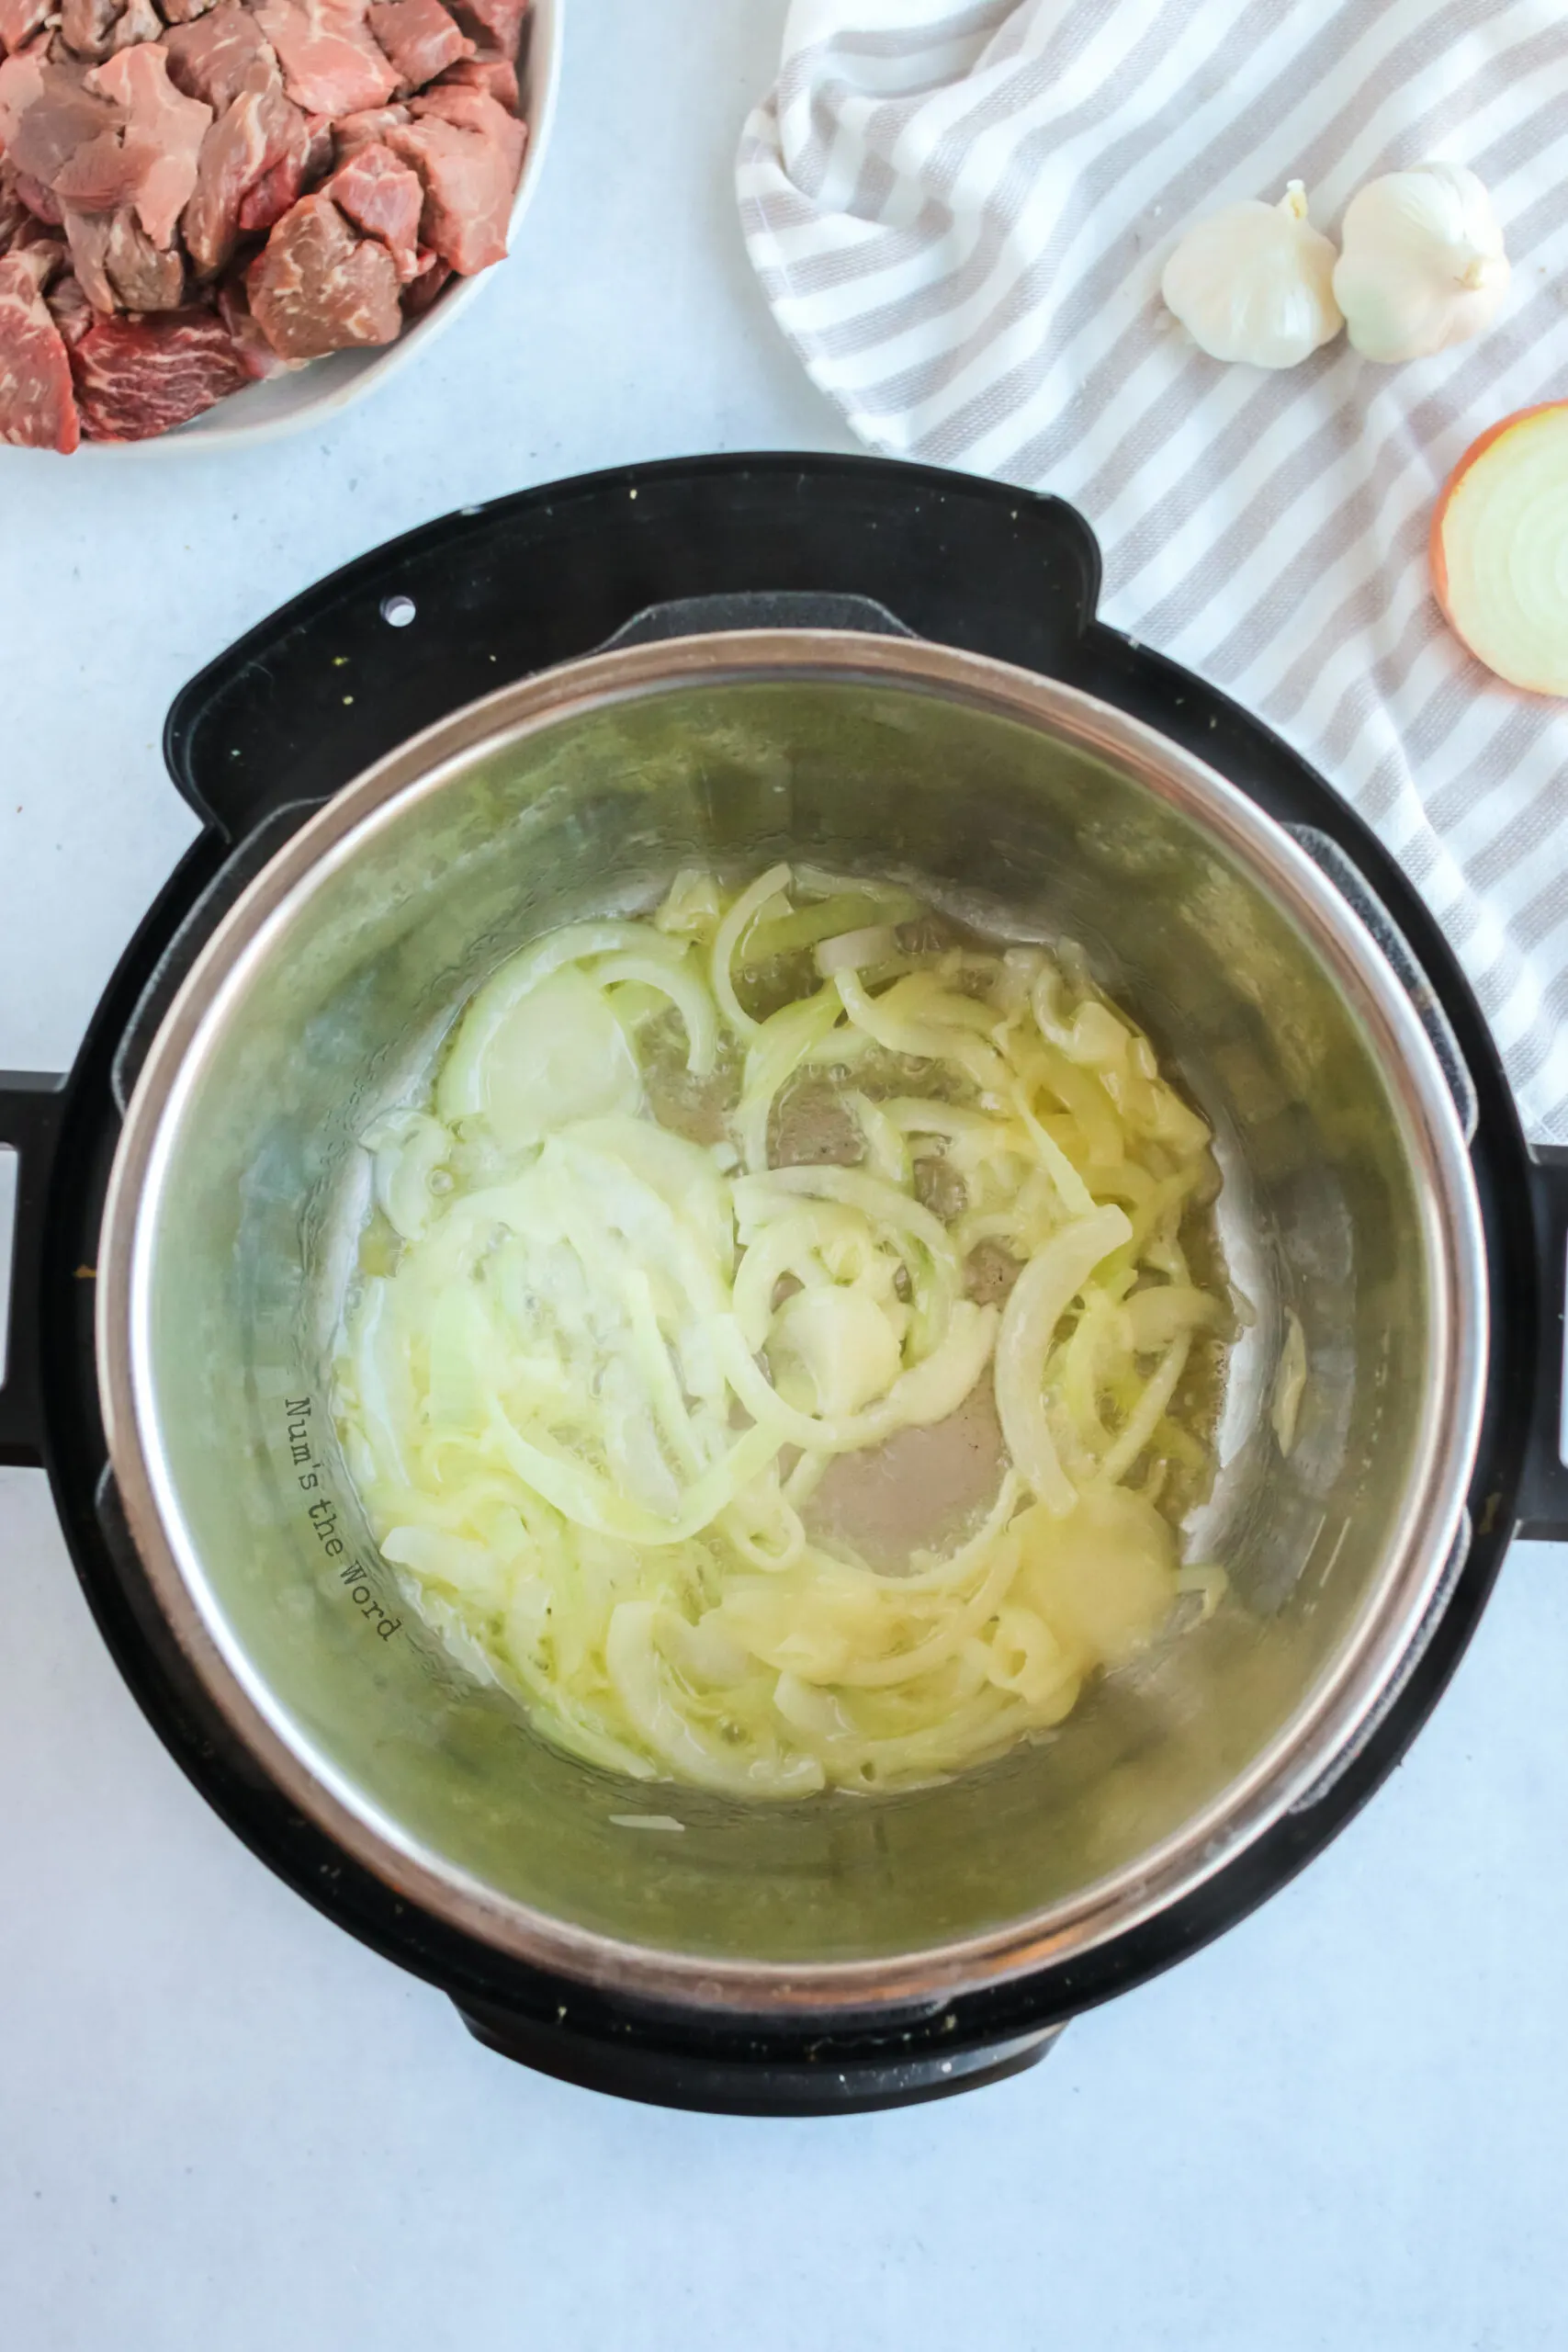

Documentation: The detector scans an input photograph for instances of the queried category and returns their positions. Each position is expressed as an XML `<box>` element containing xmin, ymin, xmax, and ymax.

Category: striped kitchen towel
<box><xmin>737</xmin><ymin>0</ymin><xmax>1568</xmax><ymax>1140</ymax></box>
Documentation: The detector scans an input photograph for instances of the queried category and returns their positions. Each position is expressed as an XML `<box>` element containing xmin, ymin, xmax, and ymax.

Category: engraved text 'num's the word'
<box><xmin>286</xmin><ymin>1396</ymin><xmax>400</xmax><ymax>1641</ymax></box>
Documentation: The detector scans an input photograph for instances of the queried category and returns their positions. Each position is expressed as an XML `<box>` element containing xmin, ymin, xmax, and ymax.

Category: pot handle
<box><xmin>454</xmin><ymin>1994</ymin><xmax>1061</xmax><ymax>2114</ymax></box>
<box><xmin>598</xmin><ymin>590</ymin><xmax>919</xmax><ymax>652</ymax></box>
<box><xmin>0</xmin><ymin>1074</ymin><xmax>67</xmax><ymax>1471</ymax></box>
<box><xmin>1519</xmin><ymin>1145</ymin><xmax>1568</xmax><ymax>1542</ymax></box>
<box><xmin>110</xmin><ymin>802</ymin><xmax>324</xmax><ymax>1120</ymax></box>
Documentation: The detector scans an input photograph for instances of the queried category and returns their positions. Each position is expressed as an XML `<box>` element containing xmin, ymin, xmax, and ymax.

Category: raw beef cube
<box><xmin>20</xmin><ymin>51</ymin><xmax>208</xmax><ymax>234</ymax></box>
<box><xmin>447</xmin><ymin>0</ymin><xmax>525</xmax><ymax>64</ymax></box>
<box><xmin>333</xmin><ymin>101</ymin><xmax>405</xmax><ymax>157</ymax></box>
<box><xmin>0</xmin><ymin>226</ymin><xmax>51</xmax><ymax>281</ymax></box>
<box><xmin>322</xmin><ymin>135</ymin><xmax>418</xmax><ymax>277</ymax></box>
<box><xmin>61</xmin><ymin>0</ymin><xmax>160</xmax><ymax>62</ymax></box>
<box><xmin>302</xmin><ymin>107</ymin><xmax>336</xmax><ymax>175</ymax></box>
<box><xmin>435</xmin><ymin>50</ymin><xmax>517</xmax><ymax>112</ymax></box>
<box><xmin>251</xmin><ymin>0</ymin><xmax>397</xmax><ymax>118</ymax></box>
<box><xmin>49</xmin><ymin>126</ymin><xmax>141</xmax><ymax>211</ymax></box>
<box><xmin>399</xmin><ymin>241</ymin><xmax>446</xmax><ymax>316</ymax></box>
<box><xmin>217</xmin><ymin>264</ymin><xmax>303</xmax><ymax>373</ymax></box>
<box><xmin>71</xmin><ymin>304</ymin><xmax>245</xmax><ymax>435</ymax></box>
<box><xmin>1</xmin><ymin>161</ymin><xmax>64</xmax><ymax>245</ymax></box>
<box><xmin>388</xmin><ymin>104</ymin><xmax>516</xmax><ymax>275</ymax></box>
<box><xmin>182</xmin><ymin>56</ymin><xmax>300</xmax><ymax>275</ymax></box>
<box><xmin>0</xmin><ymin>47</ymin><xmax>46</xmax><ymax>156</ymax></box>
<box><xmin>8</xmin><ymin>211</ymin><xmax>61</xmax><ymax>262</ymax></box>
<box><xmin>65</xmin><ymin>202</ymin><xmax>184</xmax><ymax>309</ymax></box>
<box><xmin>239</xmin><ymin>103</ymin><xmax>332</xmax><ymax>229</ymax></box>
<box><xmin>160</xmin><ymin>0</ymin><xmax>221</xmax><ymax>21</ymax></box>
<box><xmin>0</xmin><ymin>245</ymin><xmax>78</xmax><ymax>447</ymax></box>
<box><xmin>6</xmin><ymin>67</ymin><xmax>124</xmax><ymax>195</ymax></box>
<box><xmin>61</xmin><ymin>203</ymin><xmax>115</xmax><ymax>305</ymax></box>
<box><xmin>236</xmin><ymin>100</ymin><xmax>329</xmax><ymax>231</ymax></box>
<box><xmin>11</xmin><ymin>166</ymin><xmax>62</xmax><ymax>222</ymax></box>
<box><xmin>163</xmin><ymin>5</ymin><xmax>276</xmax><ymax>113</ymax></box>
<box><xmin>60</xmin><ymin>0</ymin><xmax>124</xmax><ymax>64</ymax></box>
<box><xmin>0</xmin><ymin>0</ymin><xmax>49</xmax><ymax>61</ymax></box>
<box><xmin>246</xmin><ymin>188</ymin><xmax>400</xmax><ymax>356</ymax></box>
<box><xmin>236</xmin><ymin>146</ymin><xmax>299</xmax><ymax>232</ymax></box>
<box><xmin>87</xmin><ymin>43</ymin><xmax>211</xmax><ymax>246</ymax></box>
<box><xmin>367</xmin><ymin>0</ymin><xmax>468</xmax><ymax>93</ymax></box>
<box><xmin>46</xmin><ymin>266</ymin><xmax>92</xmax><ymax>341</ymax></box>
<box><xmin>108</xmin><ymin>209</ymin><xmax>183</xmax><ymax>306</ymax></box>
<box><xmin>108</xmin><ymin>0</ymin><xmax>164</xmax><ymax>59</ymax></box>
<box><xmin>4</xmin><ymin>200</ymin><xmax>62</xmax><ymax>255</ymax></box>
<box><xmin>409</xmin><ymin>82</ymin><xmax>521</xmax><ymax>179</ymax></box>
<box><xmin>3</xmin><ymin>224</ymin><xmax>60</xmax><ymax>280</ymax></box>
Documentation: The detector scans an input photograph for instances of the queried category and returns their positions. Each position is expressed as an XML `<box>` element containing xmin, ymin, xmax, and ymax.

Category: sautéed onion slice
<box><xmin>334</xmin><ymin>866</ymin><xmax>1229</xmax><ymax>1797</ymax></box>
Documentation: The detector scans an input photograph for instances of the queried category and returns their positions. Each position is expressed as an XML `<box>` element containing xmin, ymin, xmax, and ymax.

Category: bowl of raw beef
<box><xmin>0</xmin><ymin>0</ymin><xmax>559</xmax><ymax>450</ymax></box>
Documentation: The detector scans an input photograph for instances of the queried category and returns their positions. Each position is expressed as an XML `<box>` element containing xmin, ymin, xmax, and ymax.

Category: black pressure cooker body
<box><xmin>3</xmin><ymin>455</ymin><xmax>1564</xmax><ymax>2116</ymax></box>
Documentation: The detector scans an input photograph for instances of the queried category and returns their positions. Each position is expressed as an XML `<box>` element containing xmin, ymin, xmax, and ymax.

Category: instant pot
<box><xmin>3</xmin><ymin>454</ymin><xmax>1565</xmax><ymax>2113</ymax></box>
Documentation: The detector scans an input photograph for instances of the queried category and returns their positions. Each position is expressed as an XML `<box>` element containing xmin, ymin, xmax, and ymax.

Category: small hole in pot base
<box><xmin>382</xmin><ymin>595</ymin><xmax>416</xmax><ymax>628</ymax></box>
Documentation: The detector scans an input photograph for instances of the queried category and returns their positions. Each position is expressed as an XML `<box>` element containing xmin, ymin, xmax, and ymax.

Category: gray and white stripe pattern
<box><xmin>739</xmin><ymin>0</ymin><xmax>1568</xmax><ymax>1139</ymax></box>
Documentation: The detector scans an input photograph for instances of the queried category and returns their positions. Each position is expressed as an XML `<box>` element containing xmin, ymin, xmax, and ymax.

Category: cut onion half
<box><xmin>1431</xmin><ymin>401</ymin><xmax>1568</xmax><ymax>696</ymax></box>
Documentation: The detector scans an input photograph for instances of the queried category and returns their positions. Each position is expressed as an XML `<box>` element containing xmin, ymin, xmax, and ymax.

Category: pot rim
<box><xmin>96</xmin><ymin>629</ymin><xmax>1489</xmax><ymax>2018</ymax></box>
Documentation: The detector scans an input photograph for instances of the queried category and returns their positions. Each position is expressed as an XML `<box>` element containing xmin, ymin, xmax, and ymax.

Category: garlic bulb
<box><xmin>1333</xmin><ymin>163</ymin><xmax>1508</xmax><ymax>361</ymax></box>
<box><xmin>1161</xmin><ymin>182</ymin><xmax>1342</xmax><ymax>368</ymax></box>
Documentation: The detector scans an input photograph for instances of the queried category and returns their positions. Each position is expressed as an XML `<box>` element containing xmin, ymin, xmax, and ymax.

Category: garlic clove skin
<box><xmin>1333</xmin><ymin>162</ymin><xmax>1510</xmax><ymax>363</ymax></box>
<box><xmin>1160</xmin><ymin>181</ymin><xmax>1343</xmax><ymax>369</ymax></box>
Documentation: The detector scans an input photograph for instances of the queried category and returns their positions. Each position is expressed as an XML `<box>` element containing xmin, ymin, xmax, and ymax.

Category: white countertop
<box><xmin>3</xmin><ymin>7</ymin><xmax>1565</xmax><ymax>2345</ymax></box>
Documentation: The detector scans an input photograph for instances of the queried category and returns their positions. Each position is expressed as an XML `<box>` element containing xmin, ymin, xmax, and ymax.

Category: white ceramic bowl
<box><xmin>73</xmin><ymin>0</ymin><xmax>562</xmax><ymax>457</ymax></box>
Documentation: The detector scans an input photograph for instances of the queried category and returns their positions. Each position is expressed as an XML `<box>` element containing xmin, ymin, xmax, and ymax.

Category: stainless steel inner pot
<box><xmin>97</xmin><ymin>632</ymin><xmax>1487</xmax><ymax>2016</ymax></box>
